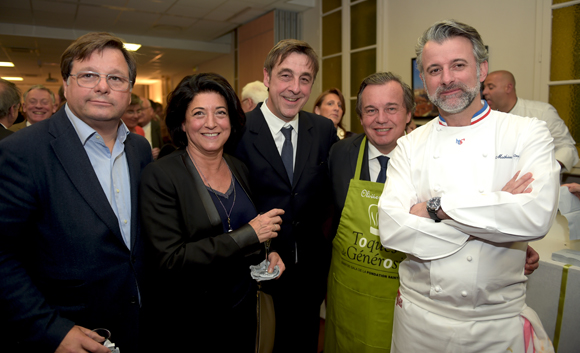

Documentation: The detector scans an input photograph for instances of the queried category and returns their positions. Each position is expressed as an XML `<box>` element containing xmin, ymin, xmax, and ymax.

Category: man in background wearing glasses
<box><xmin>0</xmin><ymin>32</ymin><xmax>152</xmax><ymax>353</ymax></box>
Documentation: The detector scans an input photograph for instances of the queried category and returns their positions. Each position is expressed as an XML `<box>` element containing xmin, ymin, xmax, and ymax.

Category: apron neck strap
<box><xmin>354</xmin><ymin>136</ymin><xmax>367</xmax><ymax>180</ymax></box>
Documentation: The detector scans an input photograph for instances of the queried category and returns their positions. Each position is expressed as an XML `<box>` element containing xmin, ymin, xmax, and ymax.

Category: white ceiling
<box><xmin>0</xmin><ymin>0</ymin><xmax>315</xmax><ymax>86</ymax></box>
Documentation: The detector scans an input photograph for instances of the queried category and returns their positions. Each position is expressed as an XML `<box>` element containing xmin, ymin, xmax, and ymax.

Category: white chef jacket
<box><xmin>510</xmin><ymin>97</ymin><xmax>578</xmax><ymax>172</ymax></box>
<box><xmin>378</xmin><ymin>102</ymin><xmax>560</xmax><ymax>321</ymax></box>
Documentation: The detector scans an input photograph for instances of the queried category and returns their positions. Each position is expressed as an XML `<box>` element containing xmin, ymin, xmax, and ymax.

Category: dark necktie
<box><xmin>376</xmin><ymin>156</ymin><xmax>389</xmax><ymax>183</ymax></box>
<box><xmin>281</xmin><ymin>126</ymin><xmax>294</xmax><ymax>183</ymax></box>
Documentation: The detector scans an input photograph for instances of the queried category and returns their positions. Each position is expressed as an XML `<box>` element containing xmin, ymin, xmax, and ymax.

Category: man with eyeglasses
<box><xmin>0</xmin><ymin>32</ymin><xmax>152</xmax><ymax>353</ymax></box>
<box><xmin>121</xmin><ymin>94</ymin><xmax>145</xmax><ymax>137</ymax></box>
<box><xmin>137</xmin><ymin>97</ymin><xmax>163</xmax><ymax>159</ymax></box>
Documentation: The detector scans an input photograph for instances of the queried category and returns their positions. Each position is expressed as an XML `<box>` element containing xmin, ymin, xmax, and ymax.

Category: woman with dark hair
<box><xmin>313</xmin><ymin>87</ymin><xmax>352</xmax><ymax>139</ymax></box>
<box><xmin>140</xmin><ymin>73</ymin><xmax>285</xmax><ymax>351</ymax></box>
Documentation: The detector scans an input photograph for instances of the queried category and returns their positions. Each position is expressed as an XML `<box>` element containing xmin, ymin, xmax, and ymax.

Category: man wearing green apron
<box><xmin>325</xmin><ymin>72</ymin><xmax>414</xmax><ymax>353</ymax></box>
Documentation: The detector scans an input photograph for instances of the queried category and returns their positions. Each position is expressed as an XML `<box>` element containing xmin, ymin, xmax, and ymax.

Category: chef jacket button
<box><xmin>434</xmin><ymin>186</ymin><xmax>440</xmax><ymax>192</ymax></box>
<box><xmin>467</xmin><ymin>256</ymin><xmax>472</xmax><ymax>262</ymax></box>
<box><xmin>130</xmin><ymin>296</ymin><xmax>138</xmax><ymax>304</ymax></box>
<box><xmin>435</xmin><ymin>285</ymin><xmax>442</xmax><ymax>292</ymax></box>
<box><xmin>482</xmin><ymin>152</ymin><xmax>488</xmax><ymax>157</ymax></box>
<box><xmin>433</xmin><ymin>154</ymin><xmax>439</xmax><ymax>159</ymax></box>
<box><xmin>461</xmin><ymin>291</ymin><xmax>468</xmax><ymax>297</ymax></box>
<box><xmin>478</xmin><ymin>188</ymin><xmax>484</xmax><ymax>193</ymax></box>
<box><xmin>437</xmin><ymin>127</ymin><xmax>442</xmax><ymax>131</ymax></box>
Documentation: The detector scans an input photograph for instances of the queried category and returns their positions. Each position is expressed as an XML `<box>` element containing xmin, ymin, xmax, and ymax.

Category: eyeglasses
<box><xmin>69</xmin><ymin>71</ymin><xmax>132</xmax><ymax>92</ymax></box>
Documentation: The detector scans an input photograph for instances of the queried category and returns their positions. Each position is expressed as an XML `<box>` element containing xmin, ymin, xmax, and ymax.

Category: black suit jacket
<box><xmin>0</xmin><ymin>109</ymin><xmax>152</xmax><ymax>352</ymax></box>
<box><xmin>328</xmin><ymin>133</ymin><xmax>370</xmax><ymax>236</ymax></box>
<box><xmin>0</xmin><ymin>124</ymin><xmax>12</xmax><ymax>141</ymax></box>
<box><xmin>329</xmin><ymin>133</ymin><xmax>370</xmax><ymax>213</ymax></box>
<box><xmin>235</xmin><ymin>104</ymin><xmax>338</xmax><ymax>269</ymax></box>
<box><xmin>139</xmin><ymin>149</ymin><xmax>261</xmax><ymax>350</ymax></box>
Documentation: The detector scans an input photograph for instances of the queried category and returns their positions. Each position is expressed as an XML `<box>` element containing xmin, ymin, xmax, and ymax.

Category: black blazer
<box><xmin>329</xmin><ymin>133</ymin><xmax>370</xmax><ymax>213</ymax></box>
<box><xmin>235</xmin><ymin>104</ymin><xmax>338</xmax><ymax>267</ymax></box>
<box><xmin>328</xmin><ymin>133</ymin><xmax>371</xmax><ymax>237</ymax></box>
<box><xmin>139</xmin><ymin>149</ymin><xmax>261</xmax><ymax>350</ymax></box>
<box><xmin>0</xmin><ymin>108</ymin><xmax>153</xmax><ymax>352</ymax></box>
<box><xmin>0</xmin><ymin>124</ymin><xmax>12</xmax><ymax>141</ymax></box>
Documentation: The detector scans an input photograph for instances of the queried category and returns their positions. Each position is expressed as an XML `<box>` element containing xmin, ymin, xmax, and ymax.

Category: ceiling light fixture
<box><xmin>124</xmin><ymin>43</ymin><xmax>142</xmax><ymax>51</ymax></box>
<box><xmin>2</xmin><ymin>77</ymin><xmax>23</xmax><ymax>81</ymax></box>
<box><xmin>0</xmin><ymin>62</ymin><xmax>15</xmax><ymax>67</ymax></box>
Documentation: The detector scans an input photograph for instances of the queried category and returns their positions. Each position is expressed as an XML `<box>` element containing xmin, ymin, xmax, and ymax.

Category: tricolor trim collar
<box><xmin>438</xmin><ymin>100</ymin><xmax>490</xmax><ymax>126</ymax></box>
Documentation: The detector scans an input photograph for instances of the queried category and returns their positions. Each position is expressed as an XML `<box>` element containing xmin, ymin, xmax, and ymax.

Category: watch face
<box><xmin>427</xmin><ymin>197</ymin><xmax>441</xmax><ymax>211</ymax></box>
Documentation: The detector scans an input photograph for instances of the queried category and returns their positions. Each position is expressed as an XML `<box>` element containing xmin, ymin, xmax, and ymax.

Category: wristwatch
<box><xmin>426</xmin><ymin>197</ymin><xmax>442</xmax><ymax>222</ymax></box>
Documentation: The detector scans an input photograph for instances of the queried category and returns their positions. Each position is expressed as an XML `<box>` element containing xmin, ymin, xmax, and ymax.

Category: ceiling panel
<box><xmin>0</xmin><ymin>9</ymin><xmax>35</xmax><ymax>25</ymax></box>
<box><xmin>31</xmin><ymin>0</ymin><xmax>78</xmax><ymax>15</ymax></box>
<box><xmin>76</xmin><ymin>5</ymin><xmax>120</xmax><ymax>28</ymax></box>
<box><xmin>126</xmin><ymin>0</ymin><xmax>175</xmax><ymax>12</ymax></box>
<box><xmin>0</xmin><ymin>0</ymin><xmax>313</xmax><ymax>86</ymax></box>
<box><xmin>0</xmin><ymin>0</ymin><xmax>32</xmax><ymax>10</ymax></box>
<box><xmin>156</xmin><ymin>15</ymin><xmax>198</xmax><ymax>27</ymax></box>
<box><xmin>79</xmin><ymin>0</ymin><xmax>131</xmax><ymax>6</ymax></box>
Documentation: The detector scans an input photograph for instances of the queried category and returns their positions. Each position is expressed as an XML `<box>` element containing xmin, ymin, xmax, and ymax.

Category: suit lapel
<box><xmin>181</xmin><ymin>152</ymin><xmax>222</xmax><ymax>228</ymax></box>
<box><xmin>248</xmin><ymin>109</ymin><xmax>292</xmax><ymax>185</ymax></box>
<box><xmin>361</xmin><ymin>136</ymin><xmax>371</xmax><ymax>181</ymax></box>
<box><xmin>293</xmin><ymin>111</ymin><xmax>313</xmax><ymax>188</ymax></box>
<box><xmin>125</xmin><ymin>135</ymin><xmax>141</xmax><ymax>250</ymax></box>
<box><xmin>348</xmin><ymin>134</ymin><xmax>371</xmax><ymax>181</ymax></box>
<box><xmin>48</xmin><ymin>111</ymin><xmax>124</xmax><ymax>242</ymax></box>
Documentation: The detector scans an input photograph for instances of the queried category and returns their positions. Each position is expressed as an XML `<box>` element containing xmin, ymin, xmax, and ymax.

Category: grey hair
<box><xmin>23</xmin><ymin>85</ymin><xmax>56</xmax><ymax>104</ymax></box>
<box><xmin>0</xmin><ymin>79</ymin><xmax>21</xmax><ymax>118</ymax></box>
<box><xmin>356</xmin><ymin>72</ymin><xmax>415</xmax><ymax>118</ymax></box>
<box><xmin>415</xmin><ymin>19</ymin><xmax>488</xmax><ymax>75</ymax></box>
<box><xmin>241</xmin><ymin>80</ymin><xmax>268</xmax><ymax>104</ymax></box>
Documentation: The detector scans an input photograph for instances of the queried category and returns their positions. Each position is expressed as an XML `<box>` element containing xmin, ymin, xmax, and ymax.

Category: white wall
<box><xmin>384</xmin><ymin>0</ymin><xmax>538</xmax><ymax>100</ymax></box>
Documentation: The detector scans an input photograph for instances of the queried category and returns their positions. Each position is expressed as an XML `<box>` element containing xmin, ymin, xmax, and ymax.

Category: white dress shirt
<box><xmin>261</xmin><ymin>99</ymin><xmax>299</xmax><ymax>169</ymax></box>
<box><xmin>367</xmin><ymin>142</ymin><xmax>394</xmax><ymax>182</ymax></box>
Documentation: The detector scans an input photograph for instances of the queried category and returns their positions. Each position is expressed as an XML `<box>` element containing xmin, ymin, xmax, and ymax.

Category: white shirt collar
<box><xmin>260</xmin><ymin>99</ymin><xmax>299</xmax><ymax>133</ymax></box>
<box><xmin>367</xmin><ymin>140</ymin><xmax>395</xmax><ymax>159</ymax></box>
<box><xmin>65</xmin><ymin>103</ymin><xmax>129</xmax><ymax>145</ymax></box>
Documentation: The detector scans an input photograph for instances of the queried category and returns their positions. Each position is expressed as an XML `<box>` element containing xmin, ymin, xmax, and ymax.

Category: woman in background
<box><xmin>140</xmin><ymin>73</ymin><xmax>285</xmax><ymax>352</ymax></box>
<box><xmin>313</xmin><ymin>88</ymin><xmax>352</xmax><ymax>139</ymax></box>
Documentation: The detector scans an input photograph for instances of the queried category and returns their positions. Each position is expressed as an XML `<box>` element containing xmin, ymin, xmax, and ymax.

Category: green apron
<box><xmin>325</xmin><ymin>137</ymin><xmax>406</xmax><ymax>353</ymax></box>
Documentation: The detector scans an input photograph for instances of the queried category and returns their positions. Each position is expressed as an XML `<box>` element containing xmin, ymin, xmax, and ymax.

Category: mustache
<box><xmin>435</xmin><ymin>83</ymin><xmax>468</xmax><ymax>96</ymax></box>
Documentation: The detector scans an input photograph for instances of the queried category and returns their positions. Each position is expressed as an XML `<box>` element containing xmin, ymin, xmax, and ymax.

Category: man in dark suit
<box><xmin>0</xmin><ymin>78</ymin><xmax>20</xmax><ymax>140</ymax></box>
<box><xmin>138</xmin><ymin>97</ymin><xmax>163</xmax><ymax>159</ymax></box>
<box><xmin>235</xmin><ymin>39</ymin><xmax>338</xmax><ymax>352</ymax></box>
<box><xmin>0</xmin><ymin>32</ymin><xmax>152</xmax><ymax>353</ymax></box>
<box><xmin>330</xmin><ymin>73</ymin><xmax>413</xmax><ymax>214</ymax></box>
<box><xmin>325</xmin><ymin>73</ymin><xmax>413</xmax><ymax>352</ymax></box>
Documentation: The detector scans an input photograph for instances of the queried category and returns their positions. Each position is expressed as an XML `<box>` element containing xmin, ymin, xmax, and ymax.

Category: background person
<box><xmin>313</xmin><ymin>87</ymin><xmax>352</xmax><ymax>140</ymax></box>
<box><xmin>483</xmin><ymin>70</ymin><xmax>578</xmax><ymax>172</ymax></box>
<box><xmin>241</xmin><ymin>80</ymin><xmax>268</xmax><ymax>112</ymax></box>
<box><xmin>9</xmin><ymin>85</ymin><xmax>57</xmax><ymax>132</ymax></box>
<box><xmin>138</xmin><ymin>97</ymin><xmax>163</xmax><ymax>159</ymax></box>
<box><xmin>121</xmin><ymin>93</ymin><xmax>145</xmax><ymax>136</ymax></box>
<box><xmin>0</xmin><ymin>78</ymin><xmax>21</xmax><ymax>140</ymax></box>
<box><xmin>140</xmin><ymin>73</ymin><xmax>285</xmax><ymax>352</ymax></box>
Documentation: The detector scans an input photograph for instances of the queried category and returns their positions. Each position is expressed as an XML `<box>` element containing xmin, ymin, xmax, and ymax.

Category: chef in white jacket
<box><xmin>379</xmin><ymin>20</ymin><xmax>558</xmax><ymax>353</ymax></box>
